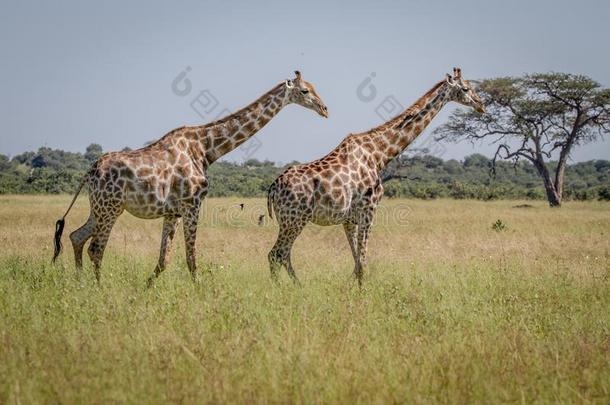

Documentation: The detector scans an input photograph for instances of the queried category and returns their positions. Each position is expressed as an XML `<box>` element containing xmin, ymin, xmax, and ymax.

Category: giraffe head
<box><xmin>284</xmin><ymin>71</ymin><xmax>329</xmax><ymax>118</ymax></box>
<box><xmin>445</xmin><ymin>67</ymin><xmax>485</xmax><ymax>113</ymax></box>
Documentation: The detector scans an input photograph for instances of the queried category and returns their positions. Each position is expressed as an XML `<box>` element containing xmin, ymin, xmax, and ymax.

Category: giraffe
<box><xmin>267</xmin><ymin>68</ymin><xmax>485</xmax><ymax>286</ymax></box>
<box><xmin>52</xmin><ymin>71</ymin><xmax>328</xmax><ymax>285</ymax></box>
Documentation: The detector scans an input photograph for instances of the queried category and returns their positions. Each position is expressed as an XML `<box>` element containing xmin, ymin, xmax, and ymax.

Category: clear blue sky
<box><xmin>1</xmin><ymin>0</ymin><xmax>609</xmax><ymax>163</ymax></box>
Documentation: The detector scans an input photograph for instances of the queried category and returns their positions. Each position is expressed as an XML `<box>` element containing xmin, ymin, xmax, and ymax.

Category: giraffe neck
<box><xmin>370</xmin><ymin>80</ymin><xmax>450</xmax><ymax>169</ymax></box>
<box><xmin>201</xmin><ymin>83</ymin><xmax>288</xmax><ymax>165</ymax></box>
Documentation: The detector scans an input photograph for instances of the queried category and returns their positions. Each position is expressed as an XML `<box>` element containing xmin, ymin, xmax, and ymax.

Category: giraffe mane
<box><xmin>201</xmin><ymin>82</ymin><xmax>285</xmax><ymax>129</ymax></box>
<box><xmin>363</xmin><ymin>79</ymin><xmax>446</xmax><ymax>134</ymax></box>
<box><xmin>144</xmin><ymin>82</ymin><xmax>285</xmax><ymax>149</ymax></box>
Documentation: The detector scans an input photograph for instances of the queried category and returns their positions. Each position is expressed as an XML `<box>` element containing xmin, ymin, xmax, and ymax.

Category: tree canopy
<box><xmin>435</xmin><ymin>72</ymin><xmax>610</xmax><ymax>206</ymax></box>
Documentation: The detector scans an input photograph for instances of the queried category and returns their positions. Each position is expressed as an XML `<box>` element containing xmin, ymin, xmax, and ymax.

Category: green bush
<box><xmin>0</xmin><ymin>146</ymin><xmax>608</xmax><ymax>201</ymax></box>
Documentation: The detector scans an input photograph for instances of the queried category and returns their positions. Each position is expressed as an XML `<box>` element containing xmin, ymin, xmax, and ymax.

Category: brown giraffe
<box><xmin>52</xmin><ymin>71</ymin><xmax>328</xmax><ymax>285</ymax></box>
<box><xmin>267</xmin><ymin>68</ymin><xmax>485</xmax><ymax>286</ymax></box>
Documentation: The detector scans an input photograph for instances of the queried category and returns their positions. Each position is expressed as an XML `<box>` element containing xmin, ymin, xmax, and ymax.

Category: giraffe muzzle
<box><xmin>319</xmin><ymin>105</ymin><xmax>329</xmax><ymax>118</ymax></box>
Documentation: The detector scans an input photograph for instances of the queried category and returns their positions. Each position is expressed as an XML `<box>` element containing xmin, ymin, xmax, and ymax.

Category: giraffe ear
<box><xmin>446</xmin><ymin>73</ymin><xmax>454</xmax><ymax>84</ymax></box>
<box><xmin>285</xmin><ymin>79</ymin><xmax>294</xmax><ymax>89</ymax></box>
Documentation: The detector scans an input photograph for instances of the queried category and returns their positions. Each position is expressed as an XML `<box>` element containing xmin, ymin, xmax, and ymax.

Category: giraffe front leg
<box><xmin>146</xmin><ymin>216</ymin><xmax>180</xmax><ymax>288</ymax></box>
<box><xmin>343</xmin><ymin>221</ymin><xmax>358</xmax><ymax>276</ymax></box>
<box><xmin>182</xmin><ymin>205</ymin><xmax>201</xmax><ymax>283</ymax></box>
<box><xmin>355</xmin><ymin>214</ymin><xmax>374</xmax><ymax>287</ymax></box>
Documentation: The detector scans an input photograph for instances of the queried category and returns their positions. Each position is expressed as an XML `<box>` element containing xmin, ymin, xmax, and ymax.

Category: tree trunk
<box><xmin>543</xmin><ymin>180</ymin><xmax>562</xmax><ymax>207</ymax></box>
<box><xmin>554</xmin><ymin>140</ymin><xmax>575</xmax><ymax>201</ymax></box>
<box><xmin>534</xmin><ymin>158</ymin><xmax>562</xmax><ymax>207</ymax></box>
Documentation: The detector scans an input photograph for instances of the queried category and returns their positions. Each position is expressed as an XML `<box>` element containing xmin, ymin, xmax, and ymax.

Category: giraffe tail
<box><xmin>267</xmin><ymin>182</ymin><xmax>276</xmax><ymax>220</ymax></box>
<box><xmin>52</xmin><ymin>175</ymin><xmax>87</xmax><ymax>263</ymax></box>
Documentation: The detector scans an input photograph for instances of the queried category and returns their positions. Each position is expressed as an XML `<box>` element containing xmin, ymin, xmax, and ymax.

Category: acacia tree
<box><xmin>434</xmin><ymin>73</ymin><xmax>610</xmax><ymax>206</ymax></box>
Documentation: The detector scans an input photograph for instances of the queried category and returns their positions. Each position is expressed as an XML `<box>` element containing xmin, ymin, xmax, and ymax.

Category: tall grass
<box><xmin>0</xmin><ymin>196</ymin><xmax>608</xmax><ymax>403</ymax></box>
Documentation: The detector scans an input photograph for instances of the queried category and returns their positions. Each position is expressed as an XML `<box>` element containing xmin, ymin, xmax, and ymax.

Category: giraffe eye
<box><xmin>300</xmin><ymin>89</ymin><xmax>309</xmax><ymax>95</ymax></box>
<box><xmin>461</xmin><ymin>87</ymin><xmax>469</xmax><ymax>92</ymax></box>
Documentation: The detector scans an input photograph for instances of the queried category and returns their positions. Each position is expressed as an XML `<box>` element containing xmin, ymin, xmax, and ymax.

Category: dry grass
<box><xmin>0</xmin><ymin>195</ymin><xmax>609</xmax><ymax>403</ymax></box>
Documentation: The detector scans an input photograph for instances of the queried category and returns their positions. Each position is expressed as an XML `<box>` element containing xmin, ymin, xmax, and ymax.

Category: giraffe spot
<box><xmin>180</xmin><ymin>153</ymin><xmax>192</xmax><ymax>166</ymax></box>
<box><xmin>244</xmin><ymin>121</ymin><xmax>257</xmax><ymax>133</ymax></box>
<box><xmin>137</xmin><ymin>167</ymin><xmax>152</xmax><ymax>177</ymax></box>
<box><xmin>176</xmin><ymin>165</ymin><xmax>189</xmax><ymax>177</ymax></box>
<box><xmin>161</xmin><ymin>168</ymin><xmax>173</xmax><ymax>180</ymax></box>
<box><xmin>217</xmin><ymin>142</ymin><xmax>233</xmax><ymax>156</ymax></box>
<box><xmin>189</xmin><ymin>145</ymin><xmax>203</xmax><ymax>162</ymax></box>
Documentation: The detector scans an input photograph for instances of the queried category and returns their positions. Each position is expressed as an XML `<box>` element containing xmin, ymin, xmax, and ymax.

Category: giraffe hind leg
<box><xmin>69</xmin><ymin>214</ymin><xmax>96</xmax><ymax>274</ymax></box>
<box><xmin>343</xmin><ymin>221</ymin><xmax>360</xmax><ymax>284</ymax></box>
<box><xmin>268</xmin><ymin>220</ymin><xmax>306</xmax><ymax>285</ymax></box>
<box><xmin>87</xmin><ymin>209</ymin><xmax>122</xmax><ymax>283</ymax></box>
<box><xmin>286</xmin><ymin>256</ymin><xmax>302</xmax><ymax>287</ymax></box>
<box><xmin>182</xmin><ymin>204</ymin><xmax>202</xmax><ymax>283</ymax></box>
<box><xmin>146</xmin><ymin>216</ymin><xmax>180</xmax><ymax>288</ymax></box>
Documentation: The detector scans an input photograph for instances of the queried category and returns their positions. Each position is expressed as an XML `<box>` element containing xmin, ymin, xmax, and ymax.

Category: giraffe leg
<box><xmin>285</xmin><ymin>255</ymin><xmax>302</xmax><ymax>287</ymax></box>
<box><xmin>268</xmin><ymin>225</ymin><xmax>288</xmax><ymax>283</ymax></box>
<box><xmin>87</xmin><ymin>209</ymin><xmax>122</xmax><ymax>283</ymax></box>
<box><xmin>268</xmin><ymin>220</ymin><xmax>306</xmax><ymax>285</ymax></box>
<box><xmin>146</xmin><ymin>216</ymin><xmax>180</xmax><ymax>288</ymax></box>
<box><xmin>355</xmin><ymin>214</ymin><xmax>374</xmax><ymax>287</ymax></box>
<box><xmin>69</xmin><ymin>214</ymin><xmax>96</xmax><ymax>274</ymax></box>
<box><xmin>343</xmin><ymin>222</ymin><xmax>358</xmax><ymax>275</ymax></box>
<box><xmin>182</xmin><ymin>205</ymin><xmax>201</xmax><ymax>283</ymax></box>
<box><xmin>267</xmin><ymin>244</ymin><xmax>282</xmax><ymax>284</ymax></box>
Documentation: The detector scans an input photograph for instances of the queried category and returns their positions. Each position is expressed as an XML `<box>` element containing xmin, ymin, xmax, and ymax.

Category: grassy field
<box><xmin>0</xmin><ymin>195</ymin><xmax>608</xmax><ymax>403</ymax></box>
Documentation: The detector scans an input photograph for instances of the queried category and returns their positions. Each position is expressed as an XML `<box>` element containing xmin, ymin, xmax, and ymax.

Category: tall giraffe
<box><xmin>52</xmin><ymin>71</ymin><xmax>328</xmax><ymax>285</ymax></box>
<box><xmin>267</xmin><ymin>68</ymin><xmax>485</xmax><ymax>286</ymax></box>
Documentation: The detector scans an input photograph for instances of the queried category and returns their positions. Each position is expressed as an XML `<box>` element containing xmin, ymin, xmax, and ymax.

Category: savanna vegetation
<box><xmin>1</xmin><ymin>144</ymin><xmax>609</xmax><ymax>202</ymax></box>
<box><xmin>0</xmin><ymin>195</ymin><xmax>608</xmax><ymax>403</ymax></box>
<box><xmin>1</xmin><ymin>70</ymin><xmax>608</xmax><ymax>403</ymax></box>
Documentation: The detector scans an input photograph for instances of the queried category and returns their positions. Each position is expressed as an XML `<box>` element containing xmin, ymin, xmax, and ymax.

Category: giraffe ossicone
<box><xmin>267</xmin><ymin>67</ymin><xmax>485</xmax><ymax>286</ymax></box>
<box><xmin>52</xmin><ymin>71</ymin><xmax>329</xmax><ymax>285</ymax></box>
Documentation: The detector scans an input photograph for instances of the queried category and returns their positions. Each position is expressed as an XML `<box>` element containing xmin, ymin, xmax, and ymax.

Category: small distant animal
<box><xmin>513</xmin><ymin>204</ymin><xmax>534</xmax><ymax>209</ymax></box>
<box><xmin>258</xmin><ymin>214</ymin><xmax>265</xmax><ymax>226</ymax></box>
<box><xmin>239</xmin><ymin>203</ymin><xmax>245</xmax><ymax>210</ymax></box>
